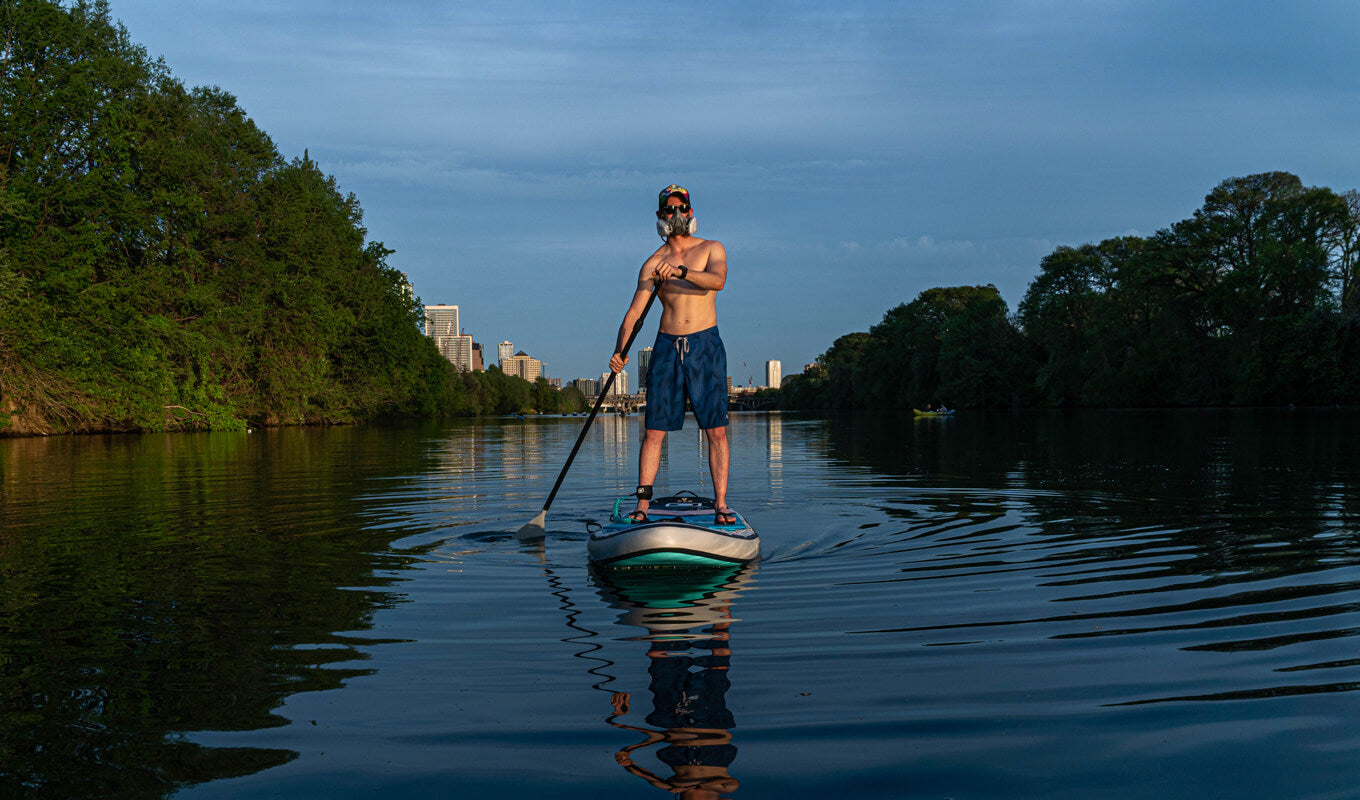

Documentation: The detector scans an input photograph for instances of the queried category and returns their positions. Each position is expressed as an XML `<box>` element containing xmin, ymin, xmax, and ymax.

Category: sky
<box><xmin>107</xmin><ymin>0</ymin><xmax>1360</xmax><ymax>385</ymax></box>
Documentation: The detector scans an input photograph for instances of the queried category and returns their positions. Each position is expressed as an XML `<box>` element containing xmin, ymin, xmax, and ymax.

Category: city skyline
<box><xmin>425</xmin><ymin>301</ymin><xmax>784</xmax><ymax>386</ymax></box>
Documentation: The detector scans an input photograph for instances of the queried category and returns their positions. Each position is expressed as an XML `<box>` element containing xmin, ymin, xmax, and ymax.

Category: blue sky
<box><xmin>109</xmin><ymin>0</ymin><xmax>1360</xmax><ymax>385</ymax></box>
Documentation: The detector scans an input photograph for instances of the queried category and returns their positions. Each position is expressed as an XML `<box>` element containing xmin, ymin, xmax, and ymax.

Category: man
<box><xmin>609</xmin><ymin>185</ymin><xmax>733</xmax><ymax>525</ymax></box>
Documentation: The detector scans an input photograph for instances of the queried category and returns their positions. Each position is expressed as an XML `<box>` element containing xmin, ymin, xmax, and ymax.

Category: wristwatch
<box><xmin>676</xmin><ymin>265</ymin><xmax>689</xmax><ymax>281</ymax></box>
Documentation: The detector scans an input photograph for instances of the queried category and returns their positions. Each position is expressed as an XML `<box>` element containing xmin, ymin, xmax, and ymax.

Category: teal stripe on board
<box><xmin>606</xmin><ymin>552</ymin><xmax>740</xmax><ymax>568</ymax></box>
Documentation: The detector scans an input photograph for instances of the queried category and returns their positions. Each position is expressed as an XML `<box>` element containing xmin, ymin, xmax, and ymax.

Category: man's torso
<box><xmin>646</xmin><ymin>238</ymin><xmax>721</xmax><ymax>335</ymax></box>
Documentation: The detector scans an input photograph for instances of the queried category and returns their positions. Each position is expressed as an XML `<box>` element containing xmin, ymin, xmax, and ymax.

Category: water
<box><xmin>3</xmin><ymin>410</ymin><xmax>1360</xmax><ymax>798</ymax></box>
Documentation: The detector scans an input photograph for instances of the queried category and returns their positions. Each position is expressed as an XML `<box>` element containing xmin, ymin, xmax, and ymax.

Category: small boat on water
<box><xmin>587</xmin><ymin>492</ymin><xmax>760</xmax><ymax>569</ymax></box>
<box><xmin>913</xmin><ymin>408</ymin><xmax>955</xmax><ymax>417</ymax></box>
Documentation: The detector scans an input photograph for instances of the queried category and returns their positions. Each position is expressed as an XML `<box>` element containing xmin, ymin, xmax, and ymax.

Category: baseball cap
<box><xmin>658</xmin><ymin>184</ymin><xmax>691</xmax><ymax>209</ymax></box>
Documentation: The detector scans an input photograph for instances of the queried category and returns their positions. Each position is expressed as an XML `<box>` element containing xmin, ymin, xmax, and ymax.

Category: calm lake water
<box><xmin>4</xmin><ymin>410</ymin><xmax>1360</xmax><ymax>798</ymax></box>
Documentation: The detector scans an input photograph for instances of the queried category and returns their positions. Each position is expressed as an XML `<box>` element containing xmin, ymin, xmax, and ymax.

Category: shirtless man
<box><xmin>608</xmin><ymin>185</ymin><xmax>733</xmax><ymax>525</ymax></box>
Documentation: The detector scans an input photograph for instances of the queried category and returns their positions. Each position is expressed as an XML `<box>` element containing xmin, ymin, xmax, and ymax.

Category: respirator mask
<box><xmin>656</xmin><ymin>206</ymin><xmax>697</xmax><ymax>238</ymax></box>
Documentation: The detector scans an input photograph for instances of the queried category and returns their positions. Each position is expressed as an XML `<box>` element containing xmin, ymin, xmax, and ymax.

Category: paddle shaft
<box><xmin>536</xmin><ymin>280</ymin><xmax>661</xmax><ymax>515</ymax></box>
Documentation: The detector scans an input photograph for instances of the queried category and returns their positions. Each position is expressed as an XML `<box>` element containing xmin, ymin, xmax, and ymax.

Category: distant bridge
<box><xmin>731</xmin><ymin>394</ymin><xmax>776</xmax><ymax>411</ymax></box>
<box><xmin>589</xmin><ymin>393</ymin><xmax>646</xmax><ymax>413</ymax></box>
<box><xmin>587</xmin><ymin>392</ymin><xmax>776</xmax><ymax>414</ymax></box>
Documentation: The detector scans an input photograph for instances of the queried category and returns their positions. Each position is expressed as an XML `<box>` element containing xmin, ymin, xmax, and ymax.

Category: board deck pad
<box><xmin>589</xmin><ymin>492</ymin><xmax>760</xmax><ymax>568</ymax></box>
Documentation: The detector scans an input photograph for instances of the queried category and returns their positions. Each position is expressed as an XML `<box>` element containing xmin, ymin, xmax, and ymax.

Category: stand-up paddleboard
<box><xmin>588</xmin><ymin>491</ymin><xmax>760</xmax><ymax>568</ymax></box>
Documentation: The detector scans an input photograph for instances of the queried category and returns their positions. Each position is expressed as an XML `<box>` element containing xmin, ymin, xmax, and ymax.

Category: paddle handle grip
<box><xmin>538</xmin><ymin>281</ymin><xmax>661</xmax><ymax>514</ymax></box>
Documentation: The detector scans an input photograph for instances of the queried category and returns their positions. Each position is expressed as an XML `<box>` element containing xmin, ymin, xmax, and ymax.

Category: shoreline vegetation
<box><xmin>778</xmin><ymin>172</ymin><xmax>1360</xmax><ymax>412</ymax></box>
<box><xmin>5</xmin><ymin>3</ymin><xmax>1358</xmax><ymax>438</ymax></box>
<box><xmin>1</xmin><ymin>0</ymin><xmax>587</xmax><ymax>437</ymax></box>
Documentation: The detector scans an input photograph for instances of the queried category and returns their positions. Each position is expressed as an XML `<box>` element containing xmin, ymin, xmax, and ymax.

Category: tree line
<box><xmin>0</xmin><ymin>0</ymin><xmax>582</xmax><ymax>435</ymax></box>
<box><xmin>781</xmin><ymin>172</ymin><xmax>1360</xmax><ymax>410</ymax></box>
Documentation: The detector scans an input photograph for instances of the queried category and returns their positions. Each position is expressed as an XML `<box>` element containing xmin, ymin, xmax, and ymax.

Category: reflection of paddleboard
<box><xmin>591</xmin><ymin>563</ymin><xmax>754</xmax><ymax>631</ymax></box>
<box><xmin>588</xmin><ymin>492</ymin><xmax>760</xmax><ymax>568</ymax></box>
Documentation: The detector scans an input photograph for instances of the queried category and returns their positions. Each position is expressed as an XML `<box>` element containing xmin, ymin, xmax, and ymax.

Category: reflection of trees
<box><xmin>818</xmin><ymin>411</ymin><xmax>1360</xmax><ymax>705</ymax></box>
<box><xmin>815</xmin><ymin>409</ymin><xmax>1360</xmax><ymax>583</ymax></box>
<box><xmin>0</xmin><ymin>428</ymin><xmax>431</xmax><ymax>796</ymax></box>
<box><xmin>588</xmin><ymin>566</ymin><xmax>755</xmax><ymax>799</ymax></box>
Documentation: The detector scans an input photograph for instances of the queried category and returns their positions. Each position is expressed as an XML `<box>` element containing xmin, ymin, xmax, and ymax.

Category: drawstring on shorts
<box><xmin>673</xmin><ymin>336</ymin><xmax>690</xmax><ymax>363</ymax></box>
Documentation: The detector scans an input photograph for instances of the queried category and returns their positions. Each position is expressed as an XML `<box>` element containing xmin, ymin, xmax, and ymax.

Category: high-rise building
<box><xmin>601</xmin><ymin>370</ymin><xmax>628</xmax><ymax>395</ymax></box>
<box><xmin>571</xmin><ymin>378</ymin><xmax>597</xmax><ymax>397</ymax></box>
<box><xmin>425</xmin><ymin>304</ymin><xmax>459</xmax><ymax>338</ymax></box>
<box><xmin>425</xmin><ymin>305</ymin><xmax>473</xmax><ymax>370</ymax></box>
<box><xmin>498</xmin><ymin>341</ymin><xmax>514</xmax><ymax>368</ymax></box>
<box><xmin>471</xmin><ymin>342</ymin><xmax>484</xmax><ymax>371</ymax></box>
<box><xmin>444</xmin><ymin>335</ymin><xmax>475</xmax><ymax>371</ymax></box>
<box><xmin>503</xmin><ymin>351</ymin><xmax>544</xmax><ymax>382</ymax></box>
<box><xmin>766</xmin><ymin>359</ymin><xmax>782</xmax><ymax>389</ymax></box>
<box><xmin>637</xmin><ymin>346</ymin><xmax>653</xmax><ymax>390</ymax></box>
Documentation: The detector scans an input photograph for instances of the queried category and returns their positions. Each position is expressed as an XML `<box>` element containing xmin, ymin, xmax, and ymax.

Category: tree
<box><xmin>1019</xmin><ymin>241</ymin><xmax>1137</xmax><ymax>405</ymax></box>
<box><xmin>559</xmin><ymin>384</ymin><xmax>586</xmax><ymax>413</ymax></box>
<box><xmin>0</xmin><ymin>1</ymin><xmax>476</xmax><ymax>433</ymax></box>
<box><xmin>857</xmin><ymin>286</ymin><xmax>1031</xmax><ymax>409</ymax></box>
<box><xmin>816</xmin><ymin>331</ymin><xmax>870</xmax><ymax>409</ymax></box>
<box><xmin>1335</xmin><ymin>190</ymin><xmax>1360</xmax><ymax>312</ymax></box>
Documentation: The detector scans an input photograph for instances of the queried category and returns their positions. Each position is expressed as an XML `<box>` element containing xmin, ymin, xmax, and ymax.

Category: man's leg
<box><xmin>704</xmin><ymin>425</ymin><xmax>730</xmax><ymax>515</ymax></box>
<box><xmin>633</xmin><ymin>428</ymin><xmax>668</xmax><ymax>516</ymax></box>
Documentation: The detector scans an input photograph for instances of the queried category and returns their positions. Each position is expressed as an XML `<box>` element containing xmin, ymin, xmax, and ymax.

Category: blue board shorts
<box><xmin>645</xmin><ymin>326</ymin><xmax>729</xmax><ymax>431</ymax></box>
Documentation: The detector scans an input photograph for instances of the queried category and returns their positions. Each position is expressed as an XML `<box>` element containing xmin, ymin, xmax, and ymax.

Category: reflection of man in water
<box><xmin>607</xmin><ymin>620</ymin><xmax>739</xmax><ymax>798</ymax></box>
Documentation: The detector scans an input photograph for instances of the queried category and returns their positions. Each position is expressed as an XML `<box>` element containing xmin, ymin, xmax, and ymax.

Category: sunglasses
<box><xmin>657</xmin><ymin>204</ymin><xmax>691</xmax><ymax>217</ymax></box>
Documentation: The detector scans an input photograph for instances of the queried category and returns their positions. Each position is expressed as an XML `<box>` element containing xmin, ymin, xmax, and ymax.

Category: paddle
<box><xmin>516</xmin><ymin>278</ymin><xmax>663</xmax><ymax>540</ymax></box>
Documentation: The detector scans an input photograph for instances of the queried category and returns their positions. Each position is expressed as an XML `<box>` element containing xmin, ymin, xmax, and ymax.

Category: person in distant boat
<box><xmin>609</xmin><ymin>185</ymin><xmax>733</xmax><ymax>526</ymax></box>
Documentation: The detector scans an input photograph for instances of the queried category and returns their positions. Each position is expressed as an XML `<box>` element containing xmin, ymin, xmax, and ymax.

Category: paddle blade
<box><xmin>515</xmin><ymin>509</ymin><xmax>547</xmax><ymax>540</ymax></box>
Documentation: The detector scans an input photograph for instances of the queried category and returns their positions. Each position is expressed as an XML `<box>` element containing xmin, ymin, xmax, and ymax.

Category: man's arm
<box><xmin>656</xmin><ymin>241</ymin><xmax>727</xmax><ymax>291</ymax></box>
<box><xmin>608</xmin><ymin>272</ymin><xmax>656</xmax><ymax>372</ymax></box>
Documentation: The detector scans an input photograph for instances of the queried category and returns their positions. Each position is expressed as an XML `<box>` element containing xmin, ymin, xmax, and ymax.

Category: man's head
<box><xmin>656</xmin><ymin>184</ymin><xmax>696</xmax><ymax>238</ymax></box>
<box><xmin>658</xmin><ymin>184</ymin><xmax>690</xmax><ymax>210</ymax></box>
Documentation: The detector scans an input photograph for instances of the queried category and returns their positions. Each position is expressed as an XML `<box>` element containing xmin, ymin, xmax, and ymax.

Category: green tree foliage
<box><xmin>1336</xmin><ymin>190</ymin><xmax>1360</xmax><ymax>313</ymax></box>
<box><xmin>784</xmin><ymin>287</ymin><xmax>1034</xmax><ymax>410</ymax></box>
<box><xmin>1019</xmin><ymin>238</ymin><xmax>1142</xmax><ymax>405</ymax></box>
<box><xmin>779</xmin><ymin>331</ymin><xmax>865</xmax><ymax>410</ymax></box>
<box><xmin>0</xmin><ymin>1</ymin><xmax>573</xmax><ymax>434</ymax></box>
<box><xmin>531</xmin><ymin>376</ymin><xmax>584</xmax><ymax>414</ymax></box>
<box><xmin>784</xmin><ymin>172</ymin><xmax>1359</xmax><ymax>411</ymax></box>
<box><xmin>1018</xmin><ymin>172</ymin><xmax>1357</xmax><ymax>407</ymax></box>
<box><xmin>558</xmin><ymin>383</ymin><xmax>586</xmax><ymax>413</ymax></box>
